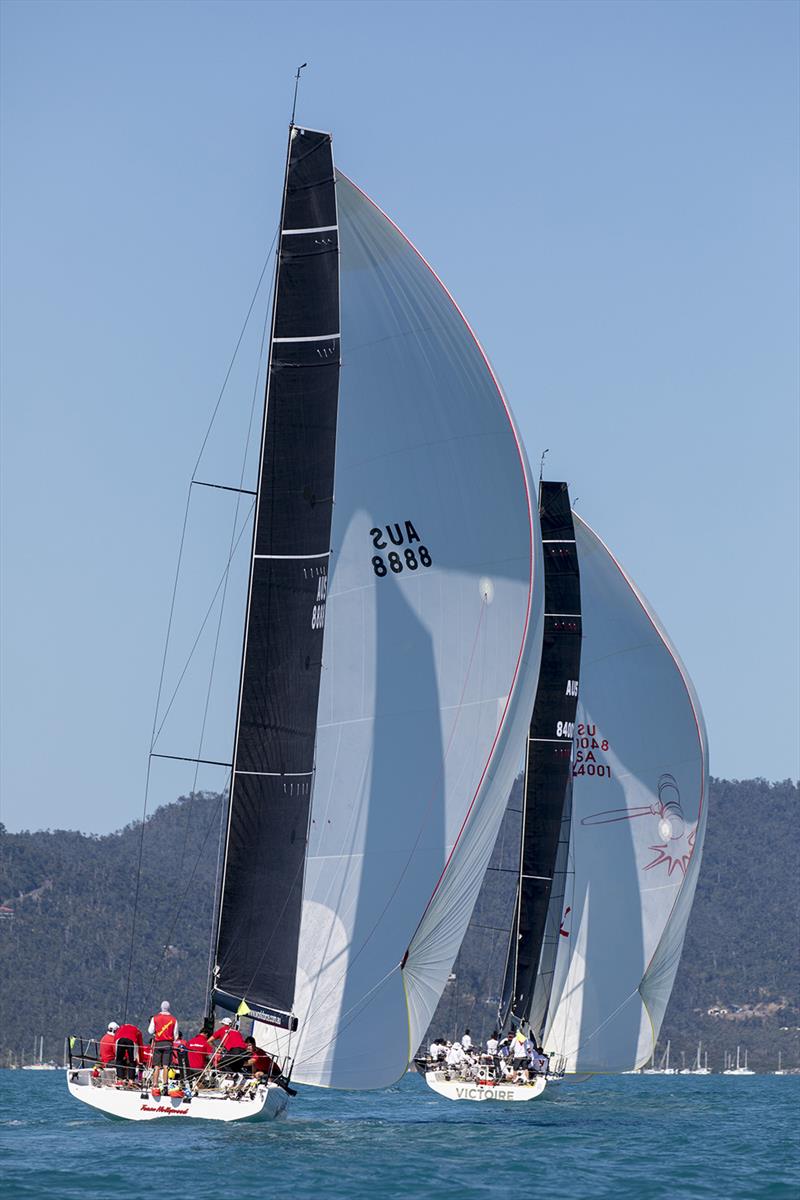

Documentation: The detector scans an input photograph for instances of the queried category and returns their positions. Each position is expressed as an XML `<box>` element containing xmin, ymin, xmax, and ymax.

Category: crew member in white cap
<box><xmin>99</xmin><ymin>1021</ymin><xmax>119</xmax><ymax>1066</ymax></box>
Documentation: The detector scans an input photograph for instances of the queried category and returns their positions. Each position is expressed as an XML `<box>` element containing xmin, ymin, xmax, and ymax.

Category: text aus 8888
<box><xmin>370</xmin><ymin>521</ymin><xmax>433</xmax><ymax>578</ymax></box>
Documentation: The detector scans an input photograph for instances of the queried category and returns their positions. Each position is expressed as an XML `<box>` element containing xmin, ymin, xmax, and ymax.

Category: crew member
<box><xmin>445</xmin><ymin>1041</ymin><xmax>464</xmax><ymax>1069</ymax></box>
<box><xmin>210</xmin><ymin>1017</ymin><xmax>248</xmax><ymax>1071</ymax></box>
<box><xmin>486</xmin><ymin>1031</ymin><xmax>499</xmax><ymax>1056</ymax></box>
<box><xmin>210</xmin><ymin>1016</ymin><xmax>248</xmax><ymax>1050</ymax></box>
<box><xmin>512</xmin><ymin>1031</ymin><xmax>528</xmax><ymax>1062</ymax></box>
<box><xmin>99</xmin><ymin>1022</ymin><xmax>119</xmax><ymax>1066</ymax></box>
<box><xmin>244</xmin><ymin>1035</ymin><xmax>276</xmax><ymax>1078</ymax></box>
<box><xmin>172</xmin><ymin>1030</ymin><xmax>191</xmax><ymax>1082</ymax></box>
<box><xmin>114</xmin><ymin>1020</ymin><xmax>143</xmax><ymax>1086</ymax></box>
<box><xmin>148</xmin><ymin>1001</ymin><xmax>178</xmax><ymax>1095</ymax></box>
<box><xmin>461</xmin><ymin>1029</ymin><xmax>472</xmax><ymax>1051</ymax></box>
<box><xmin>187</xmin><ymin>1029</ymin><xmax>213</xmax><ymax>1074</ymax></box>
<box><xmin>529</xmin><ymin>1045</ymin><xmax>549</xmax><ymax>1075</ymax></box>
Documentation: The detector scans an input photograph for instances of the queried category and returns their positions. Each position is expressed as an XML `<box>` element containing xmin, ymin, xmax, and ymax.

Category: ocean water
<box><xmin>1</xmin><ymin>1071</ymin><xmax>797</xmax><ymax>1200</ymax></box>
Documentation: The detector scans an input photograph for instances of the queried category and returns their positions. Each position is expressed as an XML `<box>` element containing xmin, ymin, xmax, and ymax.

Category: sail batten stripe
<box><xmin>282</xmin><ymin>225</ymin><xmax>338</xmax><ymax>235</ymax></box>
<box><xmin>254</xmin><ymin>552</ymin><xmax>330</xmax><ymax>560</ymax></box>
<box><xmin>273</xmin><ymin>333</ymin><xmax>340</xmax><ymax>343</ymax></box>
<box><xmin>235</xmin><ymin>770</ymin><xmax>314</xmax><ymax>777</ymax></box>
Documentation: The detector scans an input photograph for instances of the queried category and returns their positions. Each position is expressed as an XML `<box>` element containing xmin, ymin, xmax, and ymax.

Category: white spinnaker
<box><xmin>543</xmin><ymin>514</ymin><xmax>708</xmax><ymax>1073</ymax></box>
<box><xmin>269</xmin><ymin>173</ymin><xmax>543</xmax><ymax>1089</ymax></box>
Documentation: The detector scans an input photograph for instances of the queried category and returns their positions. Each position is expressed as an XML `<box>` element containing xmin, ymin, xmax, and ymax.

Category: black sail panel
<box><xmin>213</xmin><ymin>128</ymin><xmax>339</xmax><ymax>1028</ymax></box>
<box><xmin>506</xmin><ymin>481</ymin><xmax>582</xmax><ymax>1034</ymax></box>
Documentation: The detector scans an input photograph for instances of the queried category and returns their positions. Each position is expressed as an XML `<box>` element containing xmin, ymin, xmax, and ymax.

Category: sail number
<box><xmin>370</xmin><ymin>520</ymin><xmax>433</xmax><ymax>578</ymax></box>
<box><xmin>573</xmin><ymin>723</ymin><xmax>611</xmax><ymax>779</ymax></box>
<box><xmin>311</xmin><ymin>572</ymin><xmax>327</xmax><ymax>630</ymax></box>
<box><xmin>556</xmin><ymin>721</ymin><xmax>575</xmax><ymax>739</ymax></box>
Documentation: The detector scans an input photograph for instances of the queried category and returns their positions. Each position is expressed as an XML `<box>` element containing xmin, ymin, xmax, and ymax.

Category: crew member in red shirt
<box><xmin>210</xmin><ymin>1017</ymin><xmax>248</xmax><ymax>1070</ymax></box>
<box><xmin>99</xmin><ymin>1022</ymin><xmax>119</xmax><ymax>1066</ymax></box>
<box><xmin>148</xmin><ymin>1001</ymin><xmax>178</xmax><ymax>1095</ymax></box>
<box><xmin>114</xmin><ymin>1021</ymin><xmax>144</xmax><ymax>1087</ymax></box>
<box><xmin>210</xmin><ymin>1017</ymin><xmax>248</xmax><ymax>1051</ymax></box>
<box><xmin>187</xmin><ymin>1030</ymin><xmax>213</xmax><ymax>1074</ymax></box>
<box><xmin>245</xmin><ymin>1035</ymin><xmax>277</xmax><ymax>1078</ymax></box>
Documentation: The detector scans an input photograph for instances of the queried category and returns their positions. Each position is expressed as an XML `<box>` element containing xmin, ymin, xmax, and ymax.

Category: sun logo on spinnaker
<box><xmin>643</xmin><ymin>774</ymin><xmax>696</xmax><ymax>877</ymax></box>
<box><xmin>580</xmin><ymin>773</ymin><xmax>697</xmax><ymax>878</ymax></box>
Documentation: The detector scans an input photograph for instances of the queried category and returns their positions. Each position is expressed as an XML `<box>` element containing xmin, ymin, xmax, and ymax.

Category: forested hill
<box><xmin>0</xmin><ymin>778</ymin><xmax>797</xmax><ymax>1071</ymax></box>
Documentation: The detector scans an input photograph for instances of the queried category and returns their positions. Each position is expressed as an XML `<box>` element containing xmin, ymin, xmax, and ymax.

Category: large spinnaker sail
<box><xmin>543</xmin><ymin>514</ymin><xmax>708</xmax><ymax>1072</ymax></box>
<box><xmin>279</xmin><ymin>172</ymin><xmax>543</xmax><ymax>1088</ymax></box>
<box><xmin>502</xmin><ymin>481</ymin><xmax>582</xmax><ymax>1037</ymax></box>
<box><xmin>213</xmin><ymin>128</ymin><xmax>340</xmax><ymax>1027</ymax></box>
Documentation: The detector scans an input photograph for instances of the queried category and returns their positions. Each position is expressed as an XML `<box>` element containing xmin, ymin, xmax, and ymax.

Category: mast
<box><xmin>212</xmin><ymin>124</ymin><xmax>340</xmax><ymax>1030</ymax></box>
<box><xmin>501</xmin><ymin>481</ymin><xmax>581</xmax><ymax>1037</ymax></box>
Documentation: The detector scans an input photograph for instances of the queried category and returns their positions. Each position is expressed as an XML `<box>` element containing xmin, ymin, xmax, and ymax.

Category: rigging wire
<box><xmin>121</xmin><ymin>230</ymin><xmax>278</xmax><ymax>1021</ymax></box>
<box><xmin>177</xmin><ymin>265</ymin><xmax>274</xmax><ymax>878</ymax></box>
<box><xmin>141</xmin><ymin>784</ymin><xmax>229</xmax><ymax>1009</ymax></box>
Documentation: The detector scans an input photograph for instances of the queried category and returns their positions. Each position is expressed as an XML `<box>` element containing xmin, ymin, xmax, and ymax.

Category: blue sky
<box><xmin>2</xmin><ymin>0</ymin><xmax>798</xmax><ymax>833</ymax></box>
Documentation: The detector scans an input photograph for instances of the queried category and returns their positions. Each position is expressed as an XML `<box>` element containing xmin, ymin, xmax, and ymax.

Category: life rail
<box><xmin>66</xmin><ymin>1033</ymin><xmax>294</xmax><ymax>1092</ymax></box>
<box><xmin>415</xmin><ymin>1051</ymin><xmax>558</xmax><ymax>1084</ymax></box>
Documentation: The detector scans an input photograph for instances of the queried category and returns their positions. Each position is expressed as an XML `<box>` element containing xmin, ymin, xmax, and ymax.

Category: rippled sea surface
<box><xmin>2</xmin><ymin>1071</ymin><xmax>798</xmax><ymax>1199</ymax></box>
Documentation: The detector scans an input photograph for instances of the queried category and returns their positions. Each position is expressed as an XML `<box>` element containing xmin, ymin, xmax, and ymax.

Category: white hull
<box><xmin>67</xmin><ymin>1069</ymin><xmax>290</xmax><ymax>1122</ymax></box>
<box><xmin>723</xmin><ymin>1069</ymin><xmax>756</xmax><ymax>1076</ymax></box>
<box><xmin>424</xmin><ymin>1070</ymin><xmax>546</xmax><ymax>1102</ymax></box>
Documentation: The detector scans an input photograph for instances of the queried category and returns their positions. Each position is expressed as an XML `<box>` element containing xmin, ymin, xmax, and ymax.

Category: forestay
<box><xmin>543</xmin><ymin>514</ymin><xmax>708</xmax><ymax>1072</ymax></box>
<box><xmin>281</xmin><ymin>171</ymin><xmax>543</xmax><ymax>1088</ymax></box>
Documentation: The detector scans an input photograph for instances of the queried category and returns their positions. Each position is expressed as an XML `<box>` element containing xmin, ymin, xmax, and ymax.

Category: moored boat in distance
<box><xmin>723</xmin><ymin>1047</ymin><xmax>755</xmax><ymax>1075</ymax></box>
<box><xmin>683</xmin><ymin>1042</ymin><xmax>712</xmax><ymax>1074</ymax></box>
<box><xmin>22</xmin><ymin>1036</ymin><xmax>58</xmax><ymax>1070</ymax></box>
<box><xmin>642</xmin><ymin>1041</ymin><xmax>677</xmax><ymax>1075</ymax></box>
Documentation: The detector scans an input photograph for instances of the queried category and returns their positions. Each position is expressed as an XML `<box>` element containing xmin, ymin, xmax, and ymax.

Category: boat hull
<box><xmin>424</xmin><ymin>1070</ymin><xmax>546</xmax><ymax>1102</ymax></box>
<box><xmin>67</xmin><ymin>1069</ymin><xmax>290</xmax><ymax>1122</ymax></box>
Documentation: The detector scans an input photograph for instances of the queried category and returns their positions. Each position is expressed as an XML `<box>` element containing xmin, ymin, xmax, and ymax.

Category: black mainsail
<box><xmin>213</xmin><ymin>127</ymin><xmax>340</xmax><ymax>1029</ymax></box>
<box><xmin>501</xmin><ymin>481</ymin><xmax>582</xmax><ymax>1036</ymax></box>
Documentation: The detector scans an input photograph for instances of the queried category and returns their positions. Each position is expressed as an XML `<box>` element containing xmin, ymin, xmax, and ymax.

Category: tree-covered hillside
<box><xmin>0</xmin><ymin>793</ymin><xmax>223</xmax><ymax>1066</ymax></box>
<box><xmin>0</xmin><ymin>778</ymin><xmax>797</xmax><ymax>1071</ymax></box>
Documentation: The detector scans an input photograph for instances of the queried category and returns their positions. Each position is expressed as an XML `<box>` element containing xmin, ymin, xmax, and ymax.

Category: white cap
<box><xmin>108</xmin><ymin>1022</ymin><xmax>119</xmax><ymax>1031</ymax></box>
<box><xmin>160</xmin><ymin>1001</ymin><xmax>171</xmax><ymax>1012</ymax></box>
<box><xmin>221</xmin><ymin>1017</ymin><xmax>232</xmax><ymax>1026</ymax></box>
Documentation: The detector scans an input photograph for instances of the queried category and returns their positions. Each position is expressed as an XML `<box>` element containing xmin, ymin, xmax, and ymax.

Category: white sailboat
<box><xmin>723</xmin><ymin>1046</ymin><xmax>755</xmax><ymax>1075</ymax></box>
<box><xmin>684</xmin><ymin>1042</ymin><xmax>711</xmax><ymax>1075</ymax></box>
<box><xmin>642</xmin><ymin>1041</ymin><xmax>677</xmax><ymax>1075</ymax></box>
<box><xmin>423</xmin><ymin>497</ymin><xmax>709</xmax><ymax>1096</ymax></box>
<box><xmin>422</xmin><ymin>480</ymin><xmax>581</xmax><ymax>1102</ymax></box>
<box><xmin>22</xmin><ymin>1035</ymin><xmax>57</xmax><ymax>1071</ymax></box>
<box><xmin>774</xmin><ymin>1052</ymin><xmax>786</xmax><ymax>1075</ymax></box>
<box><xmin>67</xmin><ymin>113</ymin><xmax>543</xmax><ymax>1122</ymax></box>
